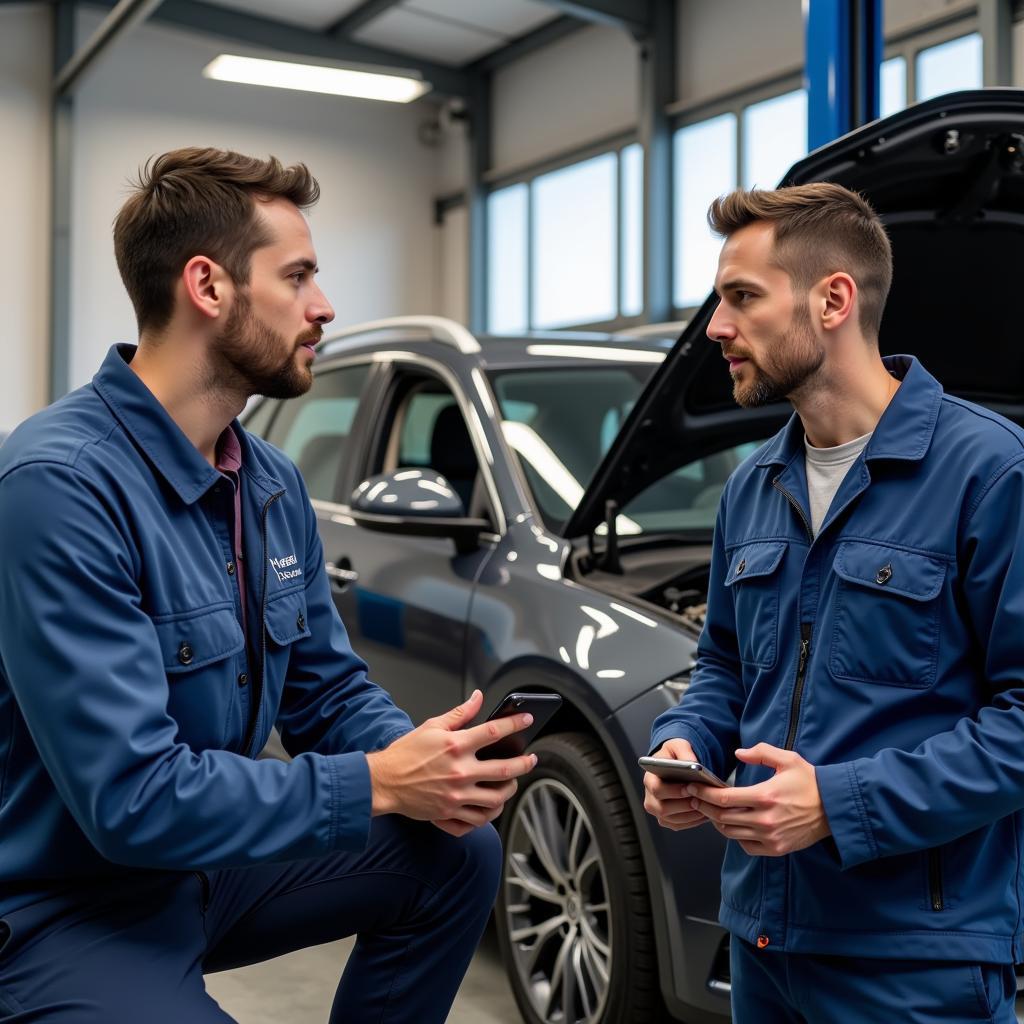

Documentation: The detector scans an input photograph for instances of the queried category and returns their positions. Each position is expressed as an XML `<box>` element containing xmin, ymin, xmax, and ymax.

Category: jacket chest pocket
<box><xmin>265</xmin><ymin>588</ymin><xmax>312</xmax><ymax>653</ymax></box>
<box><xmin>154</xmin><ymin>604</ymin><xmax>245</xmax><ymax>747</ymax></box>
<box><xmin>725</xmin><ymin>541</ymin><xmax>787</xmax><ymax>668</ymax></box>
<box><xmin>829</xmin><ymin>540</ymin><xmax>946</xmax><ymax>688</ymax></box>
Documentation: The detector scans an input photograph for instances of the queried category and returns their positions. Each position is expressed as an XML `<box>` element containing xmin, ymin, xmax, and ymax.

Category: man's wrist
<box><xmin>365</xmin><ymin>750</ymin><xmax>398</xmax><ymax>816</ymax></box>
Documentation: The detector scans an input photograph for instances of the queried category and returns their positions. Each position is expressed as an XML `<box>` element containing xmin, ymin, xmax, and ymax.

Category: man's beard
<box><xmin>732</xmin><ymin>308</ymin><xmax>825</xmax><ymax>409</ymax></box>
<box><xmin>211</xmin><ymin>291</ymin><xmax>320</xmax><ymax>400</ymax></box>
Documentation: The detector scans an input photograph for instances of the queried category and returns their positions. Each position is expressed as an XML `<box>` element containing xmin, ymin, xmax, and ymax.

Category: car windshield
<box><xmin>489</xmin><ymin>364</ymin><xmax>762</xmax><ymax>536</ymax></box>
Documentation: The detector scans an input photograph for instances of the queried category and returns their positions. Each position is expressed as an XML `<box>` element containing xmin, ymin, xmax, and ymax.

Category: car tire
<box><xmin>495</xmin><ymin>731</ymin><xmax>660</xmax><ymax>1024</ymax></box>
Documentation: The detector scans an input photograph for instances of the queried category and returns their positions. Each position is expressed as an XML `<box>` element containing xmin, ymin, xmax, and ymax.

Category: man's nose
<box><xmin>310</xmin><ymin>284</ymin><xmax>335</xmax><ymax>326</ymax></box>
<box><xmin>706</xmin><ymin>301</ymin><xmax>734</xmax><ymax>343</ymax></box>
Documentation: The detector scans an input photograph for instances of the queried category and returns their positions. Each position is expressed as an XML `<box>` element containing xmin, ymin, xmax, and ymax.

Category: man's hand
<box><xmin>366</xmin><ymin>690</ymin><xmax>537</xmax><ymax>837</ymax></box>
<box><xmin>689</xmin><ymin>743</ymin><xmax>831</xmax><ymax>856</ymax></box>
<box><xmin>642</xmin><ymin>738</ymin><xmax>710</xmax><ymax>832</ymax></box>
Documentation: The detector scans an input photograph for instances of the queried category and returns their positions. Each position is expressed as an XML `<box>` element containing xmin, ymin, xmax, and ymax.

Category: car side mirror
<box><xmin>350</xmin><ymin>469</ymin><xmax>490</xmax><ymax>554</ymax></box>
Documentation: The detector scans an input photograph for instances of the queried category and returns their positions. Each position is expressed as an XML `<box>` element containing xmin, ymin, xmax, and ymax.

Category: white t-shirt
<box><xmin>804</xmin><ymin>431</ymin><xmax>872</xmax><ymax>537</ymax></box>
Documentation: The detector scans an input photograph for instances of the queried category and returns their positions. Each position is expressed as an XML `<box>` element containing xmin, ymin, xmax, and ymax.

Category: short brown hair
<box><xmin>113</xmin><ymin>147</ymin><xmax>320</xmax><ymax>333</ymax></box>
<box><xmin>708</xmin><ymin>183</ymin><xmax>892</xmax><ymax>338</ymax></box>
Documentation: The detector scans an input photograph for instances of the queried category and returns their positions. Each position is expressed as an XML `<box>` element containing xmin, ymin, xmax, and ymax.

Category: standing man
<box><xmin>644</xmin><ymin>183</ymin><xmax>1022</xmax><ymax>1022</ymax></box>
<box><xmin>0</xmin><ymin>148</ymin><xmax>536</xmax><ymax>1023</ymax></box>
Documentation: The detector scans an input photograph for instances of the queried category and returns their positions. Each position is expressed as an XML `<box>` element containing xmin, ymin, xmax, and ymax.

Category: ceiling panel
<box><xmin>353</xmin><ymin>7</ymin><xmax>503</xmax><ymax>66</ymax></box>
<box><xmin>206</xmin><ymin>0</ymin><xmax>366</xmax><ymax>33</ymax></box>
<box><xmin>405</xmin><ymin>0</ymin><xmax>559</xmax><ymax>39</ymax></box>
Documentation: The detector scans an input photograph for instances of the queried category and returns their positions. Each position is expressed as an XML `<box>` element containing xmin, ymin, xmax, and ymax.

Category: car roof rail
<box><xmin>611</xmin><ymin>320</ymin><xmax>689</xmax><ymax>340</ymax></box>
<box><xmin>316</xmin><ymin>315</ymin><xmax>482</xmax><ymax>356</ymax></box>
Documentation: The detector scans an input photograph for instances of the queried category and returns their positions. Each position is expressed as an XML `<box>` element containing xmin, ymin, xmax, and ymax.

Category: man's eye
<box><xmin>735</xmin><ymin>290</ymin><xmax>752</xmax><ymax>302</ymax></box>
<box><xmin>291</xmin><ymin>272</ymin><xmax>304</xmax><ymax>284</ymax></box>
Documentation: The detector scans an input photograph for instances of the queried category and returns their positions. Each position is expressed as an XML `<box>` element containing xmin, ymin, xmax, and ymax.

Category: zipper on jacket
<box><xmin>784</xmin><ymin>622</ymin><xmax>812</xmax><ymax>750</ymax></box>
<box><xmin>772</xmin><ymin>477</ymin><xmax>814</xmax><ymax>751</ymax></box>
<box><xmin>928</xmin><ymin>849</ymin><xmax>944</xmax><ymax>911</ymax></box>
<box><xmin>242</xmin><ymin>490</ymin><xmax>284</xmax><ymax>757</ymax></box>
<box><xmin>193</xmin><ymin>870</ymin><xmax>210</xmax><ymax>912</ymax></box>
<box><xmin>772</xmin><ymin>476</ymin><xmax>814</xmax><ymax>544</ymax></box>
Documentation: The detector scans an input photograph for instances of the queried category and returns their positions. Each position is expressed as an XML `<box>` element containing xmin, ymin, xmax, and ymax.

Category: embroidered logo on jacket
<box><xmin>269</xmin><ymin>553</ymin><xmax>303</xmax><ymax>582</ymax></box>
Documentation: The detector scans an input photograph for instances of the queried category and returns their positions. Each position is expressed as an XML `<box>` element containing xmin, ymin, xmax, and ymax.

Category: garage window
<box><xmin>487</xmin><ymin>184</ymin><xmax>528</xmax><ymax>334</ymax></box>
<box><xmin>671</xmin><ymin>88</ymin><xmax>809</xmax><ymax>313</ymax></box>
<box><xmin>532</xmin><ymin>153</ymin><xmax>617</xmax><ymax>329</ymax></box>
<box><xmin>880</xmin><ymin>56</ymin><xmax>906</xmax><ymax>118</ymax></box>
<box><xmin>742</xmin><ymin>89</ymin><xmax>808</xmax><ymax>190</ymax></box>
<box><xmin>673</xmin><ymin>113</ymin><xmax>736</xmax><ymax>310</ymax></box>
<box><xmin>916</xmin><ymin>33</ymin><xmax>982</xmax><ymax>103</ymax></box>
<box><xmin>486</xmin><ymin>141</ymin><xmax>643</xmax><ymax>333</ymax></box>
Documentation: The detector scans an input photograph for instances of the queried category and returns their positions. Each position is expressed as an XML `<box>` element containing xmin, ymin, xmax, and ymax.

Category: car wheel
<box><xmin>495</xmin><ymin>731</ymin><xmax>660</xmax><ymax>1024</ymax></box>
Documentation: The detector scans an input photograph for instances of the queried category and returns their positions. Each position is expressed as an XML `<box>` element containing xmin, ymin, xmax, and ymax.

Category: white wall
<box><xmin>677</xmin><ymin>0</ymin><xmax>804</xmax><ymax>105</ymax></box>
<box><xmin>0</xmin><ymin>5</ymin><xmax>51</xmax><ymax>433</ymax></box>
<box><xmin>491</xmin><ymin>24</ymin><xmax>637</xmax><ymax>172</ymax></box>
<box><xmin>885</xmin><ymin>0</ymin><xmax>976</xmax><ymax>36</ymax></box>
<box><xmin>66</xmin><ymin>9</ymin><xmax>445</xmax><ymax>390</ymax></box>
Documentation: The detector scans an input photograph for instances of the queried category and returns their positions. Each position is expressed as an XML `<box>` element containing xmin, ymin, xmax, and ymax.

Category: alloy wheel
<box><xmin>503</xmin><ymin>778</ymin><xmax>612</xmax><ymax>1024</ymax></box>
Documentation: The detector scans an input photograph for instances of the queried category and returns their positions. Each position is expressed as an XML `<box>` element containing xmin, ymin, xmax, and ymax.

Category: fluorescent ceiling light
<box><xmin>203</xmin><ymin>55</ymin><xmax>431</xmax><ymax>103</ymax></box>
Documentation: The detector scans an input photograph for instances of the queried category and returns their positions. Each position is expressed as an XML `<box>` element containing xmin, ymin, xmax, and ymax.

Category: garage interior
<box><xmin>2</xmin><ymin>1</ymin><xmax>1024</xmax><ymax>1022</ymax></box>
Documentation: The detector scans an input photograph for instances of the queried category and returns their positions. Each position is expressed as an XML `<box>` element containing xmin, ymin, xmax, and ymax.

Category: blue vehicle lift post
<box><xmin>805</xmin><ymin>0</ymin><xmax>883</xmax><ymax>151</ymax></box>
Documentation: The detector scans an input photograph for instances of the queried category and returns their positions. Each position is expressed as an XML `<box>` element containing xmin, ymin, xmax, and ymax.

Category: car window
<box><xmin>378</xmin><ymin>378</ymin><xmax>483</xmax><ymax>516</ymax></box>
<box><xmin>619</xmin><ymin>440</ymin><xmax>765</xmax><ymax>532</ymax></box>
<box><xmin>397</xmin><ymin>391</ymin><xmax>458</xmax><ymax>466</ymax></box>
<box><xmin>241</xmin><ymin>396</ymin><xmax>279</xmax><ymax>438</ymax></box>
<box><xmin>263</xmin><ymin>363</ymin><xmax>370</xmax><ymax>502</ymax></box>
<box><xmin>489</xmin><ymin>366</ymin><xmax>655</xmax><ymax>533</ymax></box>
<box><xmin>489</xmin><ymin>365</ymin><xmax>766</xmax><ymax>536</ymax></box>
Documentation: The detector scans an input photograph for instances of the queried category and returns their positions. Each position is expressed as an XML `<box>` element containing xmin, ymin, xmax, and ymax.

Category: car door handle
<box><xmin>325</xmin><ymin>559</ymin><xmax>359</xmax><ymax>590</ymax></box>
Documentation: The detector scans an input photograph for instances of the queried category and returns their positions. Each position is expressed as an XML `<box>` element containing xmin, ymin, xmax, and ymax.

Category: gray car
<box><xmin>245</xmin><ymin>89</ymin><xmax>1024</xmax><ymax>1024</ymax></box>
<box><xmin>244</xmin><ymin>317</ymin><xmax>737</xmax><ymax>1024</ymax></box>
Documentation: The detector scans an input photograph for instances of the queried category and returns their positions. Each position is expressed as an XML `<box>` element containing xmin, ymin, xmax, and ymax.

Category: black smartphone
<box><xmin>637</xmin><ymin>756</ymin><xmax>728</xmax><ymax>788</ymax></box>
<box><xmin>476</xmin><ymin>692</ymin><xmax>562</xmax><ymax>760</ymax></box>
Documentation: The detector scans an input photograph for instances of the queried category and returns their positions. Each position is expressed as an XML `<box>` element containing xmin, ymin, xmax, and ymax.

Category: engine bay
<box><xmin>568</xmin><ymin>537</ymin><xmax>712</xmax><ymax>637</ymax></box>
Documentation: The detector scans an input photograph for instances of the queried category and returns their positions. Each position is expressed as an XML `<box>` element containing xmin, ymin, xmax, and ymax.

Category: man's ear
<box><xmin>818</xmin><ymin>272</ymin><xmax>856</xmax><ymax>333</ymax></box>
<box><xmin>181</xmin><ymin>255</ymin><xmax>233</xmax><ymax>321</ymax></box>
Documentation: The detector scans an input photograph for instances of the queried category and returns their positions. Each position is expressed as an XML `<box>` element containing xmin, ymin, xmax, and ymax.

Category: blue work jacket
<box><xmin>0</xmin><ymin>345</ymin><xmax>413</xmax><ymax>917</ymax></box>
<box><xmin>652</xmin><ymin>355</ymin><xmax>1024</xmax><ymax>963</ymax></box>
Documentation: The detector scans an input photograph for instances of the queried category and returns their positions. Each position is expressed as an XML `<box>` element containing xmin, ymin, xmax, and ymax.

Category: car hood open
<box><xmin>566</xmin><ymin>88</ymin><xmax>1024</xmax><ymax>540</ymax></box>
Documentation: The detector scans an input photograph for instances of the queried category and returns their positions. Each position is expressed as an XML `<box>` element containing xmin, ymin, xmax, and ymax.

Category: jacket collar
<box><xmin>755</xmin><ymin>354</ymin><xmax>944</xmax><ymax>469</ymax></box>
<box><xmin>92</xmin><ymin>344</ymin><xmax>282</xmax><ymax>504</ymax></box>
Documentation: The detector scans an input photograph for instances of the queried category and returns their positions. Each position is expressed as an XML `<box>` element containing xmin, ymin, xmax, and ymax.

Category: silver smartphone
<box><xmin>637</xmin><ymin>756</ymin><xmax>728</xmax><ymax>788</ymax></box>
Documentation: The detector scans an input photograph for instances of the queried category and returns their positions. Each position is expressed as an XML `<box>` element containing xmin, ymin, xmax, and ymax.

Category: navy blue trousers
<box><xmin>0</xmin><ymin>816</ymin><xmax>501</xmax><ymax>1023</ymax></box>
<box><xmin>731</xmin><ymin>936</ymin><xmax>1018</xmax><ymax>1023</ymax></box>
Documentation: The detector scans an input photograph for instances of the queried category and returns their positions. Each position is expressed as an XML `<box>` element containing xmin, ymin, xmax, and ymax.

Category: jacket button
<box><xmin>178</xmin><ymin>642</ymin><xmax>194</xmax><ymax>666</ymax></box>
<box><xmin>296</xmin><ymin>613</ymin><xmax>306</xmax><ymax>631</ymax></box>
<box><xmin>237</xmin><ymin>672</ymin><xmax>248</xmax><ymax>687</ymax></box>
<box><xmin>736</xmin><ymin>559</ymin><xmax>746</xmax><ymax>576</ymax></box>
<box><xmin>875</xmin><ymin>564</ymin><xmax>893</xmax><ymax>585</ymax></box>
<box><xmin>756</xmin><ymin>935</ymin><xmax>770</xmax><ymax>949</ymax></box>
<box><xmin>226</xmin><ymin>561</ymin><xmax>236</xmax><ymax>576</ymax></box>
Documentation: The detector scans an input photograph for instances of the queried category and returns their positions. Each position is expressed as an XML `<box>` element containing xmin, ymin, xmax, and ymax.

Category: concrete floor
<box><xmin>204</xmin><ymin>928</ymin><xmax>1024</xmax><ymax>1024</ymax></box>
<box><xmin>204</xmin><ymin>922</ymin><xmax>522</xmax><ymax>1024</ymax></box>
